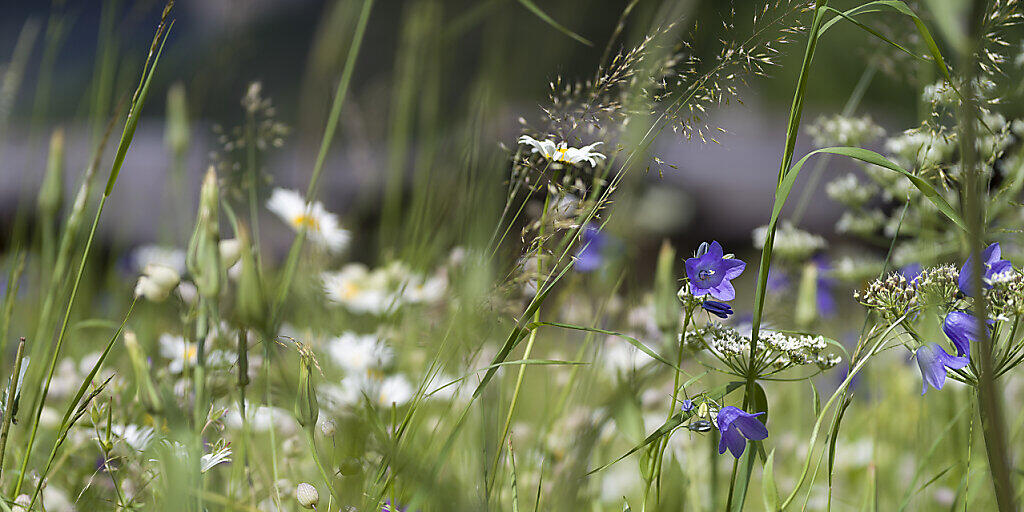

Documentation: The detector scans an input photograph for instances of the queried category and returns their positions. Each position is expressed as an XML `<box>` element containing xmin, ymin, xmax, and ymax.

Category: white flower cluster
<box><xmin>883</xmin><ymin>128</ymin><xmax>955</xmax><ymax>170</ymax></box>
<box><xmin>321</xmin><ymin>261</ymin><xmax>447</xmax><ymax>315</ymax></box>
<box><xmin>762</xmin><ymin>331</ymin><xmax>838</xmax><ymax>369</ymax></box>
<box><xmin>753</xmin><ymin>222</ymin><xmax>826</xmax><ymax>260</ymax></box>
<box><xmin>807</xmin><ymin>114</ymin><xmax>884</xmax><ymax>147</ymax></box>
<box><xmin>835</xmin><ymin>209</ymin><xmax>885</xmax><ymax>237</ymax></box>
<box><xmin>689</xmin><ymin>324</ymin><xmax>840</xmax><ymax>371</ymax></box>
<box><xmin>825</xmin><ymin>173</ymin><xmax>877</xmax><ymax>208</ymax></box>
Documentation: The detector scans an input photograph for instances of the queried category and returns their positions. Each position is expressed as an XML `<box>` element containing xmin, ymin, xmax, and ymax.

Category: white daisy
<box><xmin>325</xmin><ymin>332</ymin><xmax>393</xmax><ymax>375</ymax></box>
<box><xmin>377</xmin><ymin>374</ymin><xmax>414</xmax><ymax>406</ymax></box>
<box><xmin>517</xmin><ymin>135</ymin><xmax>606</xmax><ymax>166</ymax></box>
<box><xmin>159</xmin><ymin>334</ymin><xmax>198</xmax><ymax>374</ymax></box>
<box><xmin>110</xmin><ymin>424</ymin><xmax>157</xmax><ymax>452</ymax></box>
<box><xmin>321</xmin><ymin>264</ymin><xmax>395</xmax><ymax>314</ymax></box>
<box><xmin>401</xmin><ymin>273</ymin><xmax>447</xmax><ymax>303</ymax></box>
<box><xmin>267</xmin><ymin>188</ymin><xmax>350</xmax><ymax>253</ymax></box>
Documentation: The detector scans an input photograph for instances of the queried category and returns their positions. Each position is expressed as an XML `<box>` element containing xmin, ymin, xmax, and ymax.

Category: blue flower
<box><xmin>701</xmin><ymin>300</ymin><xmax>734</xmax><ymax>319</ymax></box>
<box><xmin>958</xmin><ymin>242</ymin><xmax>1012</xmax><ymax>296</ymax></box>
<box><xmin>685</xmin><ymin>241</ymin><xmax>746</xmax><ymax>301</ymax></box>
<box><xmin>680</xmin><ymin>399</ymin><xmax>694</xmax><ymax>412</ymax></box>
<box><xmin>942</xmin><ymin>311</ymin><xmax>990</xmax><ymax>357</ymax></box>
<box><xmin>574</xmin><ymin>224</ymin><xmax>607</xmax><ymax>273</ymax></box>
<box><xmin>916</xmin><ymin>343</ymin><xmax>968</xmax><ymax>394</ymax></box>
<box><xmin>715</xmin><ymin>406</ymin><xmax>768</xmax><ymax>458</ymax></box>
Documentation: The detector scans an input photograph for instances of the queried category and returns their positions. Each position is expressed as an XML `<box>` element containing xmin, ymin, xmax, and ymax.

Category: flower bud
<box><xmin>124</xmin><ymin>331</ymin><xmax>163</xmax><ymax>413</ymax></box>
<box><xmin>219</xmin><ymin>238</ymin><xmax>242</xmax><ymax>269</ymax></box>
<box><xmin>294</xmin><ymin>348</ymin><xmax>320</xmax><ymax>429</ymax></box>
<box><xmin>134</xmin><ymin>264</ymin><xmax>180</xmax><ymax>302</ymax></box>
<box><xmin>38</xmin><ymin>128</ymin><xmax>65</xmax><ymax>219</ymax></box>
<box><xmin>295</xmin><ymin>482</ymin><xmax>319</xmax><ymax>509</ymax></box>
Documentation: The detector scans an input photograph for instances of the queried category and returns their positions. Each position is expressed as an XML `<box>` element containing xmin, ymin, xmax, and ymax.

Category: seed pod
<box><xmin>233</xmin><ymin>227</ymin><xmax>267</xmax><ymax>332</ymax></box>
<box><xmin>295</xmin><ymin>482</ymin><xmax>319</xmax><ymax>509</ymax></box>
<box><xmin>795</xmin><ymin>262</ymin><xmax>818</xmax><ymax>329</ymax></box>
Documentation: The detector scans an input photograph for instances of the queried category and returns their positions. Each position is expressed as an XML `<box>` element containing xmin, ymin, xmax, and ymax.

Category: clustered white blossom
<box><xmin>321</xmin><ymin>261</ymin><xmax>447</xmax><ymax>315</ymax></box>
<box><xmin>753</xmin><ymin>221</ymin><xmax>827</xmax><ymax>260</ymax></box>
<box><xmin>806</xmin><ymin>114</ymin><xmax>885</xmax><ymax>147</ymax></box>
<box><xmin>686</xmin><ymin>323</ymin><xmax>841</xmax><ymax>372</ymax></box>
<box><xmin>825</xmin><ymin>173</ymin><xmax>877</xmax><ymax>208</ymax></box>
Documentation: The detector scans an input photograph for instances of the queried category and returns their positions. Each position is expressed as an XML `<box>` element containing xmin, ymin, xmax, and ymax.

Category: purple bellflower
<box><xmin>958</xmin><ymin>242</ymin><xmax>1012</xmax><ymax>296</ymax></box>
<box><xmin>813</xmin><ymin>255</ymin><xmax>837</xmax><ymax>318</ymax></box>
<box><xmin>916</xmin><ymin>343</ymin><xmax>968</xmax><ymax>394</ymax></box>
<box><xmin>686</xmin><ymin>241</ymin><xmax>746</xmax><ymax>301</ymax></box>
<box><xmin>680</xmin><ymin>399</ymin><xmax>694</xmax><ymax>412</ymax></box>
<box><xmin>701</xmin><ymin>300</ymin><xmax>734</xmax><ymax>319</ymax></box>
<box><xmin>574</xmin><ymin>224</ymin><xmax>607</xmax><ymax>273</ymax></box>
<box><xmin>715</xmin><ymin>406</ymin><xmax>768</xmax><ymax>458</ymax></box>
<box><xmin>942</xmin><ymin>311</ymin><xmax>991</xmax><ymax>357</ymax></box>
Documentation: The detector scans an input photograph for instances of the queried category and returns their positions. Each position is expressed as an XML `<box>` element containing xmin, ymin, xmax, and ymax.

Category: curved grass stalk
<box><xmin>12</xmin><ymin>6</ymin><xmax>173</xmax><ymax>495</ymax></box>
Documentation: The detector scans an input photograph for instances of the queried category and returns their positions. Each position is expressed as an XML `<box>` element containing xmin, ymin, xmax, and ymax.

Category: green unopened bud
<box><xmin>294</xmin><ymin>346</ymin><xmax>320</xmax><ymax>428</ymax></box>
<box><xmin>124</xmin><ymin>331</ymin><xmax>163</xmax><ymax>413</ymax></box>
<box><xmin>654</xmin><ymin>240</ymin><xmax>679</xmax><ymax>332</ymax></box>
<box><xmin>38</xmin><ymin>128</ymin><xmax>65</xmax><ymax>218</ymax></box>
<box><xmin>165</xmin><ymin>82</ymin><xmax>190</xmax><ymax>156</ymax></box>
<box><xmin>189</xmin><ymin>167</ymin><xmax>222</xmax><ymax>299</ymax></box>
<box><xmin>233</xmin><ymin>227</ymin><xmax>267</xmax><ymax>331</ymax></box>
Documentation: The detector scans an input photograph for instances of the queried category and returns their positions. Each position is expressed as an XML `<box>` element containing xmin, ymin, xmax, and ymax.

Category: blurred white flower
<box><xmin>602</xmin><ymin>336</ymin><xmax>654</xmax><ymax>374</ymax></box>
<box><xmin>518</xmin><ymin>135</ymin><xmax>606</xmax><ymax>166</ymax></box>
<box><xmin>267</xmin><ymin>188</ymin><xmax>350</xmax><ymax>253</ymax></box>
<box><xmin>132</xmin><ymin>245</ymin><xmax>186</xmax><ymax>274</ymax></box>
<box><xmin>326</xmin><ymin>332</ymin><xmax>393</xmax><ymax>375</ymax></box>
<box><xmin>377</xmin><ymin>374</ymin><xmax>414</xmax><ymax>406</ymax></box>
<box><xmin>159</xmin><ymin>334</ymin><xmax>197</xmax><ymax>374</ymax></box>
<box><xmin>134</xmin><ymin>264</ymin><xmax>180</xmax><ymax>302</ymax></box>
<box><xmin>110</xmin><ymin>424</ymin><xmax>156</xmax><ymax>452</ymax></box>
<box><xmin>322</xmin><ymin>264</ymin><xmax>394</xmax><ymax>314</ymax></box>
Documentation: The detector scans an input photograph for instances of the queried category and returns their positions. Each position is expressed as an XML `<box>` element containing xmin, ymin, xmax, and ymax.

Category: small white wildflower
<box><xmin>377</xmin><ymin>374</ymin><xmax>414</xmax><ymax>406</ymax></box>
<box><xmin>325</xmin><ymin>332</ymin><xmax>393</xmax><ymax>375</ymax></box>
<box><xmin>807</xmin><ymin>114</ymin><xmax>884</xmax><ymax>147</ymax></box>
<box><xmin>319</xmin><ymin>419</ymin><xmax>336</xmax><ymax>437</ymax></box>
<box><xmin>518</xmin><ymin>135</ymin><xmax>606</xmax><ymax>166</ymax></box>
<box><xmin>200</xmin><ymin>443</ymin><xmax>232</xmax><ymax>472</ymax></box>
<box><xmin>110</xmin><ymin>424</ymin><xmax>157</xmax><ymax>452</ymax></box>
<box><xmin>134</xmin><ymin>264</ymin><xmax>180</xmax><ymax>302</ymax></box>
<box><xmin>321</xmin><ymin>264</ymin><xmax>395</xmax><ymax>314</ymax></box>
<box><xmin>267</xmin><ymin>188</ymin><xmax>350</xmax><ymax>253</ymax></box>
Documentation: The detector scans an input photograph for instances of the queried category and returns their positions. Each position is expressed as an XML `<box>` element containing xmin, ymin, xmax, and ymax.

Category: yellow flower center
<box><xmin>291</xmin><ymin>214</ymin><xmax>320</xmax><ymax>231</ymax></box>
<box><xmin>182</xmin><ymin>344</ymin><xmax>197</xmax><ymax>362</ymax></box>
<box><xmin>341</xmin><ymin>282</ymin><xmax>362</xmax><ymax>300</ymax></box>
<box><xmin>553</xmin><ymin>148</ymin><xmax>568</xmax><ymax>162</ymax></box>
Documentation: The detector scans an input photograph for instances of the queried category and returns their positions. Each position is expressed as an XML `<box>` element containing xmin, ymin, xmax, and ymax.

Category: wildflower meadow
<box><xmin>1</xmin><ymin>0</ymin><xmax>1024</xmax><ymax>510</ymax></box>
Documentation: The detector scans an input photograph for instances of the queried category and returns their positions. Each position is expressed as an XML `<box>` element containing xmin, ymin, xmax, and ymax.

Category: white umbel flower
<box><xmin>518</xmin><ymin>135</ymin><xmax>606</xmax><ymax>166</ymax></box>
<box><xmin>267</xmin><ymin>188</ymin><xmax>350</xmax><ymax>253</ymax></box>
<box><xmin>110</xmin><ymin>424</ymin><xmax>157</xmax><ymax>452</ymax></box>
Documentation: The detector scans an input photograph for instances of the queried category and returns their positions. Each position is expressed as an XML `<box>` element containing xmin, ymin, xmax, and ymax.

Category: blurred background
<box><xmin>0</xmin><ymin>0</ymin><xmax>979</xmax><ymax>267</ymax></box>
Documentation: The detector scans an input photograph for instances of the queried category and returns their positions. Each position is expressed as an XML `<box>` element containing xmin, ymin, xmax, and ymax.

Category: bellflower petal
<box><xmin>959</xmin><ymin>242</ymin><xmax>1012</xmax><ymax>296</ymax></box>
<box><xmin>715</xmin><ymin>406</ymin><xmax>767</xmax><ymax>459</ymax></box>
<box><xmin>917</xmin><ymin>343</ymin><xmax>968</xmax><ymax>394</ymax></box>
